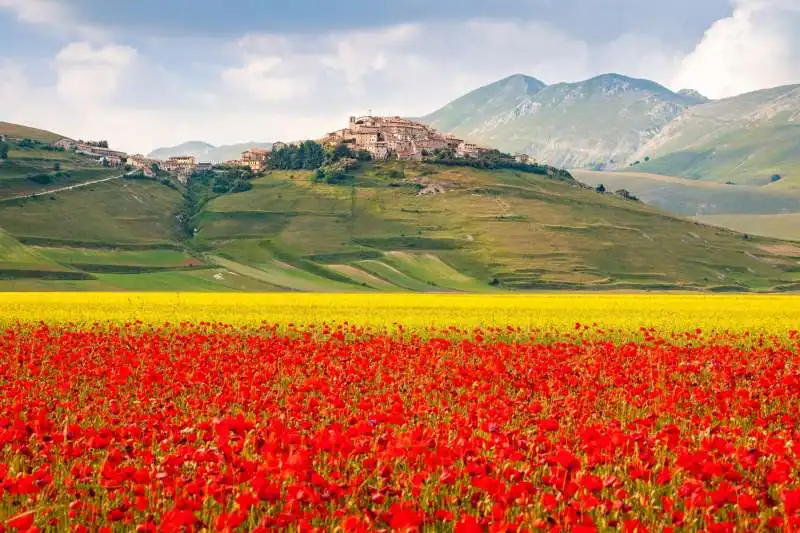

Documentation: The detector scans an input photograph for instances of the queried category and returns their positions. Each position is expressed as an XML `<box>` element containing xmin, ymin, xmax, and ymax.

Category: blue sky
<box><xmin>1</xmin><ymin>0</ymin><xmax>798</xmax><ymax>153</ymax></box>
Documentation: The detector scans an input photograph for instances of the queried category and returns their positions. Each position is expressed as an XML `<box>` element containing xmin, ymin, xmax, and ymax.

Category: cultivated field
<box><xmin>699</xmin><ymin>213</ymin><xmax>800</xmax><ymax>242</ymax></box>
<box><xmin>2</xmin><ymin>293</ymin><xmax>800</xmax><ymax>531</ymax></box>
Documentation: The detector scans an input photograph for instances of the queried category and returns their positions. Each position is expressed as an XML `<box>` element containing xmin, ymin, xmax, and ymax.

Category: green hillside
<box><xmin>698</xmin><ymin>214</ymin><xmax>800</xmax><ymax>243</ymax></box>
<box><xmin>572</xmin><ymin>169</ymin><xmax>800</xmax><ymax>242</ymax></box>
<box><xmin>187</xmin><ymin>162</ymin><xmax>800</xmax><ymax>292</ymax></box>
<box><xmin>632</xmin><ymin>85</ymin><xmax>800</xmax><ymax>186</ymax></box>
<box><xmin>0</xmin><ymin>160</ymin><xmax>799</xmax><ymax>292</ymax></box>
<box><xmin>572</xmin><ymin>170</ymin><xmax>800</xmax><ymax>216</ymax></box>
<box><xmin>0</xmin><ymin>122</ymin><xmax>66</xmax><ymax>143</ymax></box>
<box><xmin>421</xmin><ymin>73</ymin><xmax>697</xmax><ymax>169</ymax></box>
<box><xmin>0</xmin><ymin>138</ymin><xmax>120</xmax><ymax>198</ymax></box>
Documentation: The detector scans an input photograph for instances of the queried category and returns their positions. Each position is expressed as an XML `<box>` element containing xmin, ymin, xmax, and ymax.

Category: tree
<box><xmin>0</xmin><ymin>142</ymin><xmax>8</xmax><ymax>160</ymax></box>
<box><xmin>595</xmin><ymin>184</ymin><xmax>606</xmax><ymax>193</ymax></box>
<box><xmin>151</xmin><ymin>163</ymin><xmax>160</xmax><ymax>174</ymax></box>
<box><xmin>333</xmin><ymin>143</ymin><xmax>353</xmax><ymax>161</ymax></box>
<box><xmin>267</xmin><ymin>141</ymin><xmax>328</xmax><ymax>171</ymax></box>
<box><xmin>53</xmin><ymin>162</ymin><xmax>61</xmax><ymax>171</ymax></box>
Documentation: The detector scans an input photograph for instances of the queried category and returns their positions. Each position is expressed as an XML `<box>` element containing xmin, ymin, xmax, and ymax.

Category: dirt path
<box><xmin>0</xmin><ymin>173</ymin><xmax>127</xmax><ymax>202</ymax></box>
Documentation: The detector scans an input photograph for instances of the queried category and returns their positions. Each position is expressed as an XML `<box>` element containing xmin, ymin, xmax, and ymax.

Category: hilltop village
<box><xmin>322</xmin><ymin>116</ymin><xmax>486</xmax><ymax>160</ymax></box>
<box><xmin>27</xmin><ymin>116</ymin><xmax>536</xmax><ymax>184</ymax></box>
<box><xmin>0</xmin><ymin>116</ymin><xmax>536</xmax><ymax>189</ymax></box>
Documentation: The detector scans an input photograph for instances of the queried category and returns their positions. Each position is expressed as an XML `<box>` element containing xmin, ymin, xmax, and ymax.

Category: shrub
<box><xmin>28</xmin><ymin>173</ymin><xmax>54</xmax><ymax>185</ymax></box>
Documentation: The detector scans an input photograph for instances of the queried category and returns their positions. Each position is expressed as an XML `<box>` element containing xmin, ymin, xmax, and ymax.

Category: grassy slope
<box><xmin>0</xmin><ymin>179</ymin><xmax>180</xmax><ymax>245</ymax></box>
<box><xmin>190</xmin><ymin>163</ymin><xmax>800</xmax><ymax>292</ymax></box>
<box><xmin>0</xmin><ymin>145</ymin><xmax>120</xmax><ymax>196</ymax></box>
<box><xmin>632</xmin><ymin>85</ymin><xmax>800</xmax><ymax>186</ymax></box>
<box><xmin>698</xmin><ymin>214</ymin><xmax>800</xmax><ymax>242</ymax></box>
<box><xmin>0</xmin><ymin>178</ymin><xmax>238</xmax><ymax>290</ymax></box>
<box><xmin>0</xmin><ymin>122</ymin><xmax>66</xmax><ymax>143</ymax></box>
<box><xmin>1</xmin><ymin>161</ymin><xmax>799</xmax><ymax>292</ymax></box>
<box><xmin>572</xmin><ymin>170</ymin><xmax>800</xmax><ymax>216</ymax></box>
<box><xmin>0</xmin><ymin>228</ymin><xmax>73</xmax><ymax>272</ymax></box>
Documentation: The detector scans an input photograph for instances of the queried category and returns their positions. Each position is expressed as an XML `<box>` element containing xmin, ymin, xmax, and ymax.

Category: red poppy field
<box><xmin>2</xmin><ymin>321</ymin><xmax>800</xmax><ymax>532</ymax></box>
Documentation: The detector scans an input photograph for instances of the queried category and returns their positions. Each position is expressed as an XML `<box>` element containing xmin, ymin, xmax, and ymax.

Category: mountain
<box><xmin>148</xmin><ymin>141</ymin><xmax>215</xmax><ymax>161</ymax></box>
<box><xmin>421</xmin><ymin>74</ymin><xmax>546</xmax><ymax>134</ymax></box>
<box><xmin>631</xmin><ymin>84</ymin><xmax>800</xmax><ymax>186</ymax></box>
<box><xmin>421</xmin><ymin>73</ymin><xmax>699</xmax><ymax>169</ymax></box>
<box><xmin>148</xmin><ymin>141</ymin><xmax>273</xmax><ymax>163</ymax></box>
<box><xmin>677</xmin><ymin>89</ymin><xmax>710</xmax><ymax>105</ymax></box>
<box><xmin>1</xmin><ymin>157</ymin><xmax>799</xmax><ymax>292</ymax></box>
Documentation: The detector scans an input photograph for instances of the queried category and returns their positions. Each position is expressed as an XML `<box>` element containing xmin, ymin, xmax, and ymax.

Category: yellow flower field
<box><xmin>0</xmin><ymin>292</ymin><xmax>798</xmax><ymax>334</ymax></box>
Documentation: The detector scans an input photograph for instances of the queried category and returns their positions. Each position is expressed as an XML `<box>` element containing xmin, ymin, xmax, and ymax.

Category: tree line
<box><xmin>267</xmin><ymin>141</ymin><xmax>371</xmax><ymax>171</ymax></box>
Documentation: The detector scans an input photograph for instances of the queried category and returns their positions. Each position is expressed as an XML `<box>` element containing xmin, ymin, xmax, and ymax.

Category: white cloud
<box><xmin>672</xmin><ymin>0</ymin><xmax>800</xmax><ymax>97</ymax></box>
<box><xmin>54</xmin><ymin>42</ymin><xmax>138</xmax><ymax>102</ymax></box>
<box><xmin>220</xmin><ymin>20</ymin><xmax>681</xmax><ymax>119</ymax></box>
<box><xmin>0</xmin><ymin>61</ymin><xmax>26</xmax><ymax>102</ymax></box>
<box><xmin>0</xmin><ymin>0</ymin><xmax>108</xmax><ymax>40</ymax></box>
<box><xmin>221</xmin><ymin>55</ymin><xmax>307</xmax><ymax>102</ymax></box>
<box><xmin>2</xmin><ymin>2</ymin><xmax>796</xmax><ymax>154</ymax></box>
<box><xmin>0</xmin><ymin>18</ymin><xmax>687</xmax><ymax>153</ymax></box>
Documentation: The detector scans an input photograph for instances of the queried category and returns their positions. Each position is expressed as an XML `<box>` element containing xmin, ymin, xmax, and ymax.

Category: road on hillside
<box><xmin>0</xmin><ymin>173</ymin><xmax>130</xmax><ymax>202</ymax></box>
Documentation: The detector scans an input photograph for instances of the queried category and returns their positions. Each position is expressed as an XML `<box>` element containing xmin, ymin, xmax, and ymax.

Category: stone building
<box><xmin>53</xmin><ymin>138</ymin><xmax>77</xmax><ymax>151</ymax></box>
<box><xmin>162</xmin><ymin>156</ymin><xmax>197</xmax><ymax>182</ymax></box>
<box><xmin>128</xmin><ymin>154</ymin><xmax>160</xmax><ymax>171</ymax></box>
<box><xmin>456</xmin><ymin>142</ymin><xmax>481</xmax><ymax>158</ymax></box>
<box><xmin>323</xmin><ymin>116</ymin><xmax>486</xmax><ymax>161</ymax></box>
<box><xmin>240</xmin><ymin>148</ymin><xmax>271</xmax><ymax>172</ymax></box>
<box><xmin>75</xmin><ymin>143</ymin><xmax>128</xmax><ymax>161</ymax></box>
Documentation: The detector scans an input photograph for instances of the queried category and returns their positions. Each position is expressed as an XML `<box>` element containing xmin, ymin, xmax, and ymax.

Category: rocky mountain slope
<box><xmin>421</xmin><ymin>74</ymin><xmax>700</xmax><ymax>169</ymax></box>
<box><xmin>632</xmin><ymin>84</ymin><xmax>800</xmax><ymax>186</ymax></box>
<box><xmin>421</xmin><ymin>75</ymin><xmax>799</xmax><ymax>186</ymax></box>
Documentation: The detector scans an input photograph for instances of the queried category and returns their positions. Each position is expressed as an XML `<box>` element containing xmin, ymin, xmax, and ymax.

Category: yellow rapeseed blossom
<box><xmin>0</xmin><ymin>292</ymin><xmax>798</xmax><ymax>334</ymax></box>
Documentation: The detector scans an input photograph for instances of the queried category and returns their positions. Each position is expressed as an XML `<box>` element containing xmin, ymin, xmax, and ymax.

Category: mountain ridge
<box><xmin>631</xmin><ymin>83</ymin><xmax>800</xmax><ymax>185</ymax></box>
<box><xmin>422</xmin><ymin>72</ymin><xmax>698</xmax><ymax>169</ymax></box>
<box><xmin>148</xmin><ymin>141</ymin><xmax>273</xmax><ymax>163</ymax></box>
<box><xmin>420</xmin><ymin>74</ymin><xmax>799</xmax><ymax>185</ymax></box>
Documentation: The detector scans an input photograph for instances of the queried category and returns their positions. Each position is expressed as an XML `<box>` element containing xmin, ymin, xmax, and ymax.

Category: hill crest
<box><xmin>0</xmin><ymin>122</ymin><xmax>69</xmax><ymax>143</ymax></box>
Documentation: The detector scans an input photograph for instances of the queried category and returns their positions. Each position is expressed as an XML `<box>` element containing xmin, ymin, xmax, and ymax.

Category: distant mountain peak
<box><xmin>677</xmin><ymin>89</ymin><xmax>710</xmax><ymax>104</ymax></box>
<box><xmin>479</xmin><ymin>73</ymin><xmax>547</xmax><ymax>97</ymax></box>
<box><xmin>499</xmin><ymin>73</ymin><xmax>547</xmax><ymax>90</ymax></box>
<box><xmin>148</xmin><ymin>140</ymin><xmax>273</xmax><ymax>163</ymax></box>
<box><xmin>589</xmin><ymin>72</ymin><xmax>631</xmax><ymax>82</ymax></box>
